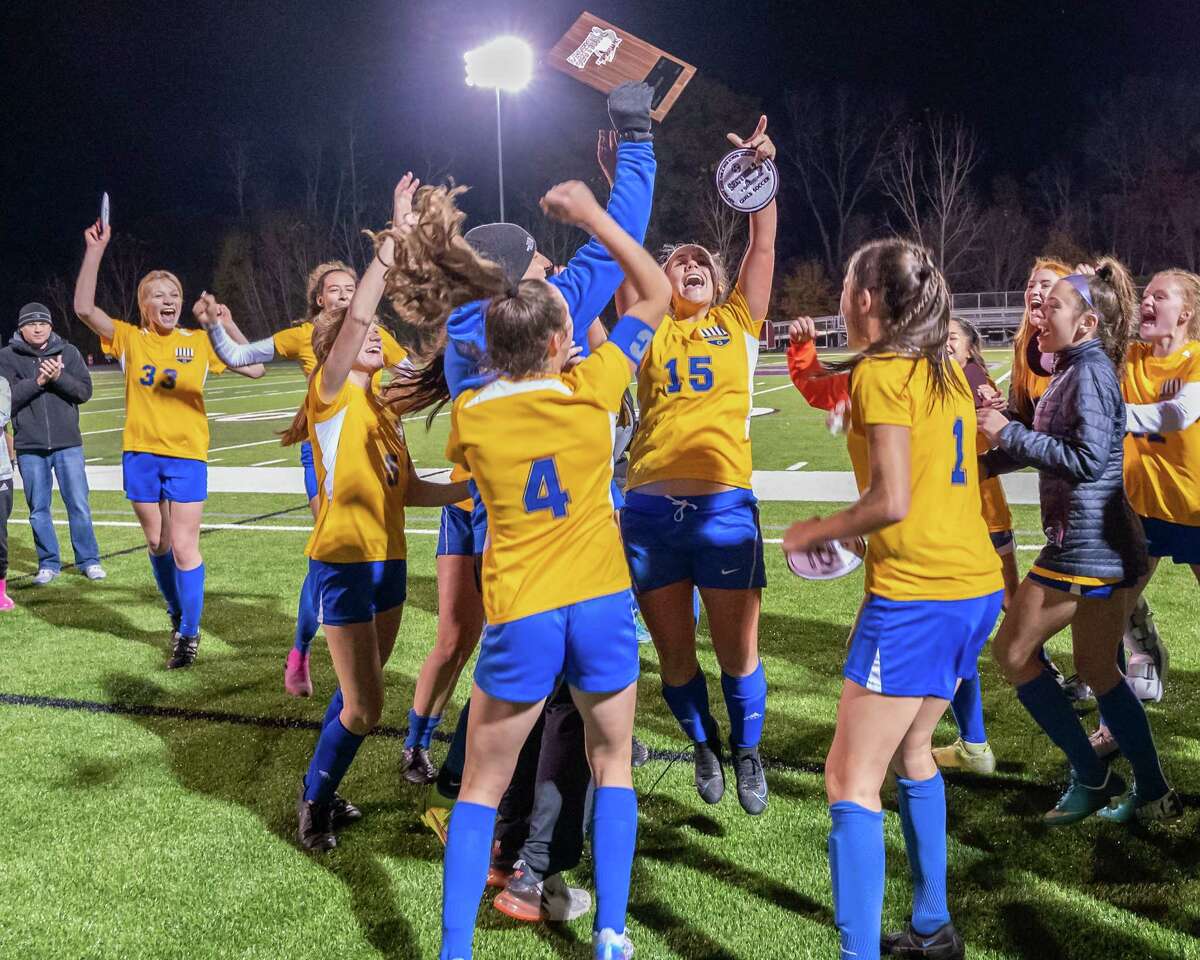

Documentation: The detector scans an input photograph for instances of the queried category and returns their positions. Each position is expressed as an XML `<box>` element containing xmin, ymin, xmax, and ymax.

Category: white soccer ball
<box><xmin>786</xmin><ymin>537</ymin><xmax>866</xmax><ymax>581</ymax></box>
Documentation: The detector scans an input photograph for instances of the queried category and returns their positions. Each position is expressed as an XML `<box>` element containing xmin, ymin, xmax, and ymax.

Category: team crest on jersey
<box><xmin>699</xmin><ymin>325</ymin><xmax>730</xmax><ymax>347</ymax></box>
<box><xmin>1160</xmin><ymin>378</ymin><xmax>1182</xmax><ymax>400</ymax></box>
<box><xmin>175</xmin><ymin>347</ymin><xmax>195</xmax><ymax>364</ymax></box>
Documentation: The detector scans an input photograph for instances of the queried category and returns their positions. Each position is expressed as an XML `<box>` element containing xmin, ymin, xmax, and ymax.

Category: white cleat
<box><xmin>594</xmin><ymin>927</ymin><xmax>635</xmax><ymax>959</ymax></box>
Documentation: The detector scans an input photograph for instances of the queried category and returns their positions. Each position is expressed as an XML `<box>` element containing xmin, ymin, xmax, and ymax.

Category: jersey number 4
<box><xmin>665</xmin><ymin>356</ymin><xmax>713</xmax><ymax>394</ymax></box>
<box><xmin>139</xmin><ymin>365</ymin><xmax>178</xmax><ymax>390</ymax></box>
<box><xmin>523</xmin><ymin>457</ymin><xmax>570</xmax><ymax>519</ymax></box>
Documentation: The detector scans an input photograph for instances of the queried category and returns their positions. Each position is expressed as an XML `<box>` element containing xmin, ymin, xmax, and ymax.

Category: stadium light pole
<box><xmin>464</xmin><ymin>36</ymin><xmax>533</xmax><ymax>223</ymax></box>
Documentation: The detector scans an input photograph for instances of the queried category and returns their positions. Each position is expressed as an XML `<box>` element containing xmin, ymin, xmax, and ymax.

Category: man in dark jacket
<box><xmin>0</xmin><ymin>303</ymin><xmax>103</xmax><ymax>584</ymax></box>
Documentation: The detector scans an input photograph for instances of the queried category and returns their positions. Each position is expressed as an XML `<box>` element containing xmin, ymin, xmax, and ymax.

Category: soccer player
<box><xmin>406</xmin><ymin>176</ymin><xmax>668</xmax><ymax>960</ymax></box>
<box><xmin>281</xmin><ymin>174</ymin><xmax>467</xmax><ymax>851</ymax></box>
<box><xmin>620</xmin><ymin>115</ymin><xmax>777</xmax><ymax>816</ymax></box>
<box><xmin>978</xmin><ymin>259</ymin><xmax>1181</xmax><ymax>826</ymax></box>
<box><xmin>202</xmin><ymin>261</ymin><xmax>408</xmax><ymax>697</ymax></box>
<box><xmin>1083</xmin><ymin>269</ymin><xmax>1200</xmax><ymax>759</ymax></box>
<box><xmin>783</xmin><ymin>239</ymin><xmax>1003</xmax><ymax>960</ymax></box>
<box><xmin>73</xmin><ymin>221</ymin><xmax>266</xmax><ymax>668</ymax></box>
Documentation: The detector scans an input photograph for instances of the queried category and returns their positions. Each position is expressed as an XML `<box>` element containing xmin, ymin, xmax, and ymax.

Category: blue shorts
<box><xmin>1027</xmin><ymin>571</ymin><xmax>1135</xmax><ymax>599</ymax></box>
<box><xmin>437</xmin><ymin>504</ymin><xmax>475</xmax><ymax>557</ymax></box>
<box><xmin>475</xmin><ymin>590</ymin><xmax>639</xmax><ymax>702</ymax></box>
<box><xmin>468</xmin><ymin>480</ymin><xmax>488</xmax><ymax>556</ymax></box>
<box><xmin>845</xmin><ymin>591</ymin><xmax>1004</xmax><ymax>699</ymax></box>
<box><xmin>1139</xmin><ymin>515</ymin><xmax>1200</xmax><ymax>565</ymax></box>
<box><xmin>610</xmin><ymin>479</ymin><xmax>626</xmax><ymax>511</ymax></box>
<box><xmin>300</xmin><ymin>441</ymin><xmax>318</xmax><ymax>501</ymax></box>
<box><xmin>122</xmin><ymin>452</ymin><xmax>207</xmax><ymax>503</ymax></box>
<box><xmin>308</xmin><ymin>558</ymin><xmax>407</xmax><ymax>625</ymax></box>
<box><xmin>620</xmin><ymin>488</ymin><xmax>766</xmax><ymax>593</ymax></box>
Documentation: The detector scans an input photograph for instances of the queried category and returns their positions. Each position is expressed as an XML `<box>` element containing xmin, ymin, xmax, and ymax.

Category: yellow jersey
<box><xmin>627</xmin><ymin>286</ymin><xmax>762</xmax><ymax>490</ymax></box>
<box><xmin>979</xmin><ymin>476</ymin><xmax>1013</xmax><ymax>533</ymax></box>
<box><xmin>847</xmin><ymin>355</ymin><xmax>1002</xmax><ymax>601</ymax></box>
<box><xmin>448</xmin><ymin>463</ymin><xmax>474</xmax><ymax>513</ymax></box>
<box><xmin>101</xmin><ymin>320</ymin><xmax>226</xmax><ymax>461</ymax></box>
<box><xmin>1123</xmin><ymin>340</ymin><xmax>1200</xmax><ymax>526</ymax></box>
<box><xmin>273</xmin><ymin>321</ymin><xmax>408</xmax><ymax>378</ymax></box>
<box><xmin>447</xmin><ymin>341</ymin><xmax>633</xmax><ymax>624</ymax></box>
<box><xmin>305</xmin><ymin>369</ymin><xmax>410</xmax><ymax>563</ymax></box>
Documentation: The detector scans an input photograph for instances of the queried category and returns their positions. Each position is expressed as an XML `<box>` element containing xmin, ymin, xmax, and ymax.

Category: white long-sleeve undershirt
<box><xmin>1125</xmin><ymin>381</ymin><xmax>1200</xmax><ymax>434</ymax></box>
<box><xmin>207</xmin><ymin>321</ymin><xmax>276</xmax><ymax>367</ymax></box>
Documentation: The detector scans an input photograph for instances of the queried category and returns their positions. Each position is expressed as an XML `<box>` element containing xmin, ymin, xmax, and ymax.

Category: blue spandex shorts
<box><xmin>122</xmin><ymin>452</ymin><xmax>207</xmax><ymax>503</ymax></box>
<box><xmin>308</xmin><ymin>558</ymin><xmax>407</xmax><ymax>625</ymax></box>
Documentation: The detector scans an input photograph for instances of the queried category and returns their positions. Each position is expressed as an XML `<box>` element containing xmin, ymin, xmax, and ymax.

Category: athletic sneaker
<box><xmin>32</xmin><ymin>568</ymin><xmax>58</xmax><ymax>586</ymax></box>
<box><xmin>493</xmin><ymin>861</ymin><xmax>591</xmax><ymax>922</ymax></box>
<box><xmin>402</xmin><ymin>746</ymin><xmax>438</xmax><ymax>785</ymax></box>
<box><xmin>1125</xmin><ymin>596</ymin><xmax>1168</xmax><ymax>689</ymax></box>
<box><xmin>931</xmin><ymin>738</ymin><xmax>996</xmax><ymax>775</ymax></box>
<box><xmin>82</xmin><ymin>564</ymin><xmax>107</xmax><ymax>581</ymax></box>
<box><xmin>166</xmin><ymin>631</ymin><xmax>199</xmax><ymax>669</ymax></box>
<box><xmin>1088</xmin><ymin>725</ymin><xmax>1119</xmax><ymax>761</ymax></box>
<box><xmin>593</xmin><ymin>927</ymin><xmax>635</xmax><ymax>959</ymax></box>
<box><xmin>1124</xmin><ymin>654</ymin><xmax>1163</xmax><ymax>704</ymax></box>
<box><xmin>284</xmin><ymin>649</ymin><xmax>313</xmax><ymax>698</ymax></box>
<box><xmin>731</xmin><ymin>743</ymin><xmax>768</xmax><ymax>815</ymax></box>
<box><xmin>297</xmin><ymin>785</ymin><xmax>337</xmax><ymax>852</ymax></box>
<box><xmin>1059</xmin><ymin>673</ymin><xmax>1094</xmax><ymax>704</ymax></box>
<box><xmin>1044</xmin><ymin>770</ymin><xmax>1126</xmax><ymax>826</ymax></box>
<box><xmin>631</xmin><ymin>736</ymin><xmax>650</xmax><ymax>768</ymax></box>
<box><xmin>693</xmin><ymin>719</ymin><xmax>725</xmax><ymax>804</ymax></box>
<box><xmin>881</xmin><ymin>920</ymin><xmax>965</xmax><ymax>959</ymax></box>
<box><xmin>1098</xmin><ymin>787</ymin><xmax>1183</xmax><ymax>825</ymax></box>
<box><xmin>331</xmin><ymin>793</ymin><xmax>362</xmax><ymax>828</ymax></box>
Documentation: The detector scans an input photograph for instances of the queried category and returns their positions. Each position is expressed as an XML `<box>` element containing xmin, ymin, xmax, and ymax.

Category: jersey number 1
<box><xmin>951</xmin><ymin>417</ymin><xmax>967</xmax><ymax>486</ymax></box>
<box><xmin>523</xmin><ymin>457</ymin><xmax>570</xmax><ymax>519</ymax></box>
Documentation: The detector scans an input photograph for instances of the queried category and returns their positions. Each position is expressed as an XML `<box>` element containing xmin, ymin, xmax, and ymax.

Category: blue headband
<box><xmin>1063</xmin><ymin>273</ymin><xmax>1098</xmax><ymax>311</ymax></box>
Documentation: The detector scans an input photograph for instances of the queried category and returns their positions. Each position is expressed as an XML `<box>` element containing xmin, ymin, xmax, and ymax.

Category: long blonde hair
<box><xmin>1010</xmin><ymin>257</ymin><xmax>1071</xmax><ymax>413</ymax></box>
<box><xmin>136</xmin><ymin>270</ymin><xmax>184</xmax><ymax>329</ymax></box>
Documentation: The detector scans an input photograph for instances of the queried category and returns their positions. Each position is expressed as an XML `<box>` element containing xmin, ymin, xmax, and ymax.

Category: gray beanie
<box><xmin>18</xmin><ymin>302</ymin><xmax>52</xmax><ymax>328</ymax></box>
<box><xmin>464</xmin><ymin>224</ymin><xmax>537</xmax><ymax>288</ymax></box>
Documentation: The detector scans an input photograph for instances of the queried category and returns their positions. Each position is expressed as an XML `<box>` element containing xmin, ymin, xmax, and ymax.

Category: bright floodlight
<box><xmin>464</xmin><ymin>36</ymin><xmax>533</xmax><ymax>92</ymax></box>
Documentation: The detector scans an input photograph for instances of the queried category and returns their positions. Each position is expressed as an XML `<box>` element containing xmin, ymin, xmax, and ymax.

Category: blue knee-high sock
<box><xmin>293</xmin><ymin>571</ymin><xmax>319</xmax><ymax>654</ymax></box>
<box><xmin>950</xmin><ymin>675</ymin><xmax>987</xmax><ymax>745</ymax></box>
<box><xmin>661</xmin><ymin>670</ymin><xmax>716</xmax><ymax>743</ymax></box>
<box><xmin>175</xmin><ymin>562</ymin><xmax>205</xmax><ymax>637</ymax></box>
<box><xmin>441</xmin><ymin>801</ymin><xmax>496</xmax><ymax>960</ymax></box>
<box><xmin>896</xmin><ymin>773</ymin><xmax>951</xmax><ymax>935</ymax></box>
<box><xmin>720</xmin><ymin>661</ymin><xmax>767</xmax><ymax>749</ymax></box>
<box><xmin>1096</xmin><ymin>682</ymin><xmax>1169</xmax><ymax>801</ymax></box>
<box><xmin>405</xmin><ymin>709</ymin><xmax>443</xmax><ymax>750</ymax></box>
<box><xmin>829</xmin><ymin>801</ymin><xmax>885</xmax><ymax>960</ymax></box>
<box><xmin>1016</xmin><ymin>668</ymin><xmax>1107</xmax><ymax>786</ymax></box>
<box><xmin>149</xmin><ymin>551</ymin><xmax>181</xmax><ymax>616</ymax></box>
<box><xmin>303</xmin><ymin>716</ymin><xmax>366</xmax><ymax>804</ymax></box>
<box><xmin>321</xmin><ymin>689</ymin><xmax>344</xmax><ymax>731</ymax></box>
<box><xmin>592</xmin><ymin>786</ymin><xmax>638</xmax><ymax>934</ymax></box>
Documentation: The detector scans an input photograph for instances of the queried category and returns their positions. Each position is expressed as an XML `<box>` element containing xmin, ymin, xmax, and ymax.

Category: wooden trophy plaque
<box><xmin>547</xmin><ymin>11</ymin><xmax>696</xmax><ymax>121</ymax></box>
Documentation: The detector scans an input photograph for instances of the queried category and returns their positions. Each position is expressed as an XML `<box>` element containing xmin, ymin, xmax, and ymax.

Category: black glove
<box><xmin>607</xmin><ymin>81</ymin><xmax>653</xmax><ymax>142</ymax></box>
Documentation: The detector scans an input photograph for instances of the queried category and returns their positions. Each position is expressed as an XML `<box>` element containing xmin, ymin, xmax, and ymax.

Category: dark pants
<box><xmin>0</xmin><ymin>477</ymin><xmax>12</xmax><ymax>579</ymax></box>
<box><xmin>494</xmin><ymin>679</ymin><xmax>592</xmax><ymax>881</ymax></box>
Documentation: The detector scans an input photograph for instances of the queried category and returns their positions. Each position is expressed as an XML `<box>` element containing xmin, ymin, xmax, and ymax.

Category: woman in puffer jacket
<box><xmin>977</xmin><ymin>257</ymin><xmax>1180</xmax><ymax>827</ymax></box>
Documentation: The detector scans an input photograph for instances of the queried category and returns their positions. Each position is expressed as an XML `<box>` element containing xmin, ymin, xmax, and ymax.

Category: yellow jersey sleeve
<box><xmin>850</xmin><ymin>358</ymin><xmax>915</xmax><ymax>427</ymax></box>
<box><xmin>100</xmin><ymin>318</ymin><xmax>134</xmax><ymax>360</ymax></box>
<box><xmin>273</xmin><ymin>323</ymin><xmax>318</xmax><ymax>377</ymax></box>
<box><xmin>380</xmin><ymin>327</ymin><xmax>408</xmax><ymax>367</ymax></box>
<box><xmin>716</xmin><ymin>285</ymin><xmax>762</xmax><ymax>337</ymax></box>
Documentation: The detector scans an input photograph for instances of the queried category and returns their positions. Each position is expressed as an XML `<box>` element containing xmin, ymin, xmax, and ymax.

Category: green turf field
<box><xmin>2</xmin><ymin>351</ymin><xmax>1198</xmax><ymax>960</ymax></box>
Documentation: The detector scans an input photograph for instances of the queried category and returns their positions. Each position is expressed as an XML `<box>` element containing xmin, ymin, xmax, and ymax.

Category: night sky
<box><xmin>2</xmin><ymin>0</ymin><xmax>1195</xmax><ymax>334</ymax></box>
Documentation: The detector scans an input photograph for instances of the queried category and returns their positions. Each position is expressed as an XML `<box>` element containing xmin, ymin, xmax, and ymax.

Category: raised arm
<box><xmin>727</xmin><ymin>116</ymin><xmax>778</xmax><ymax>321</ymax></box>
<box><xmin>320</xmin><ymin>174</ymin><xmax>418</xmax><ymax>403</ymax></box>
<box><xmin>196</xmin><ymin>306</ymin><xmax>277</xmax><ymax>368</ymax></box>
<box><xmin>73</xmin><ymin>221</ymin><xmax>116</xmax><ymax>342</ymax></box>
<box><xmin>541</xmin><ymin>180</ymin><xmax>669</xmax><ymax>372</ymax></box>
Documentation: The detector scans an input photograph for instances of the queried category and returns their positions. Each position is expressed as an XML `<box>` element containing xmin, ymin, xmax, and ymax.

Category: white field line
<box><xmin>208</xmin><ymin>438</ymin><xmax>282</xmax><ymax>453</ymax></box>
<box><xmin>250</xmin><ymin>458</ymin><xmax>287</xmax><ymax>467</ymax></box>
<box><xmin>995</xmin><ymin>369</ymin><xmax>1012</xmax><ymax>384</ymax></box>
<box><xmin>35</xmin><ymin>518</ymin><xmax>439</xmax><ymax>535</ymax></box>
<box><xmin>81</xmin><ymin>426</ymin><xmax>125</xmax><ymax>436</ymax></box>
<box><xmin>786</xmin><ymin>461</ymin><xmax>808</xmax><ymax>471</ymax></box>
<box><xmin>754</xmin><ymin>382</ymin><xmax>795</xmax><ymax>396</ymax></box>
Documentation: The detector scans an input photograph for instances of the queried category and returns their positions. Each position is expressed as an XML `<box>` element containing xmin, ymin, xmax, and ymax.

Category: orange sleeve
<box><xmin>786</xmin><ymin>340</ymin><xmax>849</xmax><ymax>411</ymax></box>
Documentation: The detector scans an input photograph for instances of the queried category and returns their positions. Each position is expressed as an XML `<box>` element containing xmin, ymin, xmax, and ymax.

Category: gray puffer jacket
<box><xmin>984</xmin><ymin>338</ymin><xmax>1147</xmax><ymax>582</ymax></box>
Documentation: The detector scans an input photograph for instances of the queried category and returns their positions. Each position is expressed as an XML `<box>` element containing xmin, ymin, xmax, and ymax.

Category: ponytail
<box><xmin>1081</xmin><ymin>256</ymin><xmax>1136</xmax><ymax>369</ymax></box>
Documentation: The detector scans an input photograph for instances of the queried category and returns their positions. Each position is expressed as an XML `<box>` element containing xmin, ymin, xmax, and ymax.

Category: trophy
<box><xmin>547</xmin><ymin>11</ymin><xmax>696</xmax><ymax>121</ymax></box>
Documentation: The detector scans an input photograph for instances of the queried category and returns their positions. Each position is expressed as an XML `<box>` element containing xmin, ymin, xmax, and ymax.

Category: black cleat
<box><xmin>631</xmin><ymin>736</ymin><xmax>650</xmax><ymax>768</ymax></box>
<box><xmin>402</xmin><ymin>746</ymin><xmax>438</xmax><ymax>785</ymax></box>
<box><xmin>166</xmin><ymin>631</ymin><xmax>199</xmax><ymax>669</ymax></box>
<box><xmin>882</xmin><ymin>921</ymin><xmax>966</xmax><ymax>959</ymax></box>
<box><xmin>731</xmin><ymin>743</ymin><xmax>768</xmax><ymax>815</ymax></box>
<box><xmin>331</xmin><ymin>793</ymin><xmax>362</xmax><ymax>828</ymax></box>
<box><xmin>693</xmin><ymin>719</ymin><xmax>725</xmax><ymax>804</ymax></box>
<box><xmin>297</xmin><ymin>785</ymin><xmax>337</xmax><ymax>852</ymax></box>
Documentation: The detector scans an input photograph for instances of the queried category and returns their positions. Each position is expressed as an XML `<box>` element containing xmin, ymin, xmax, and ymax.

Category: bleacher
<box><xmin>762</xmin><ymin>290</ymin><xmax>1026</xmax><ymax>350</ymax></box>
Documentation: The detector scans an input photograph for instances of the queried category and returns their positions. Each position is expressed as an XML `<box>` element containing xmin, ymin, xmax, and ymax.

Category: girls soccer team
<box><xmin>57</xmin><ymin>99</ymin><xmax>1191</xmax><ymax>960</ymax></box>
